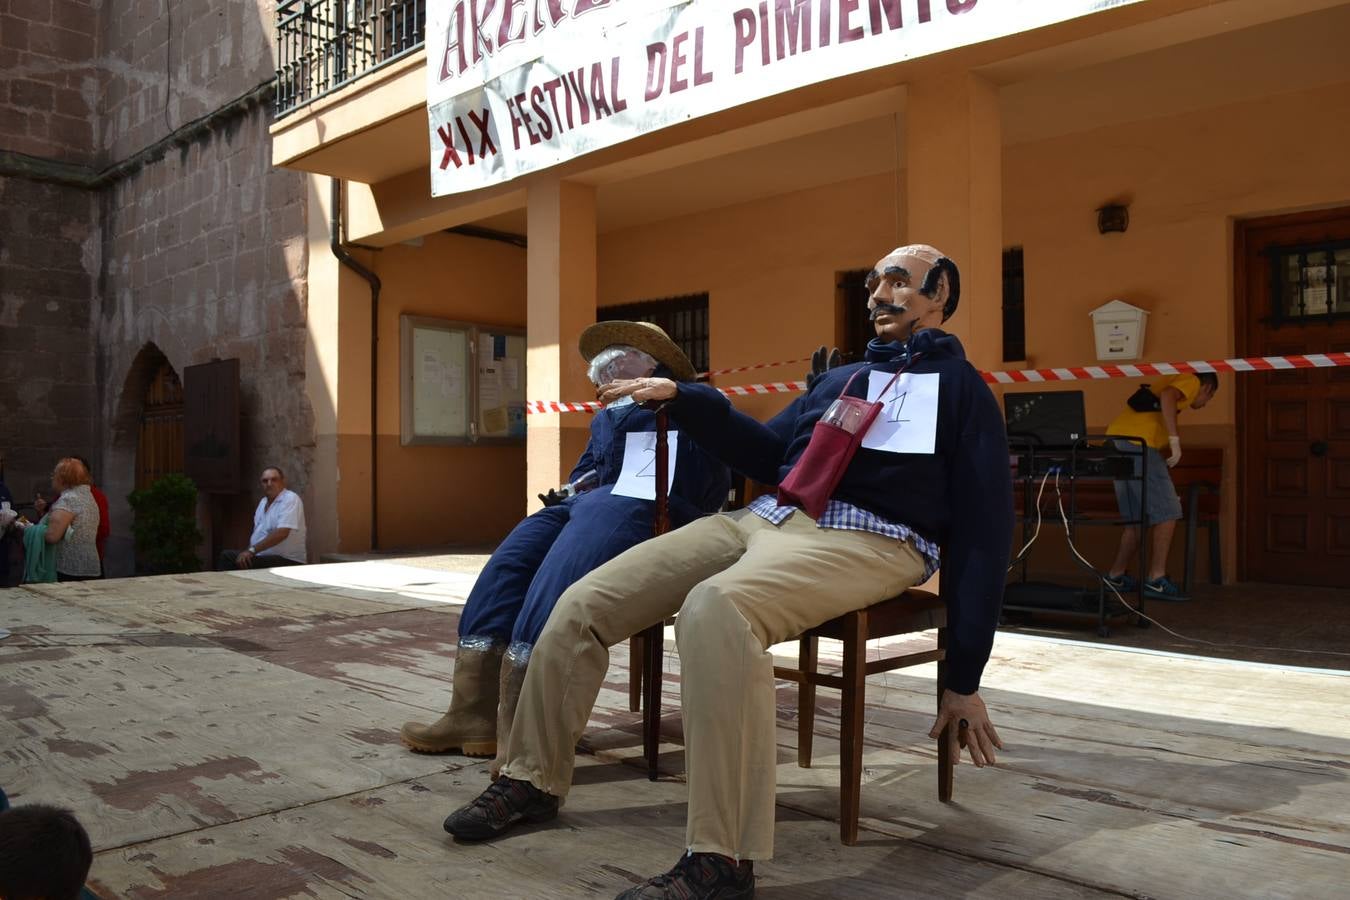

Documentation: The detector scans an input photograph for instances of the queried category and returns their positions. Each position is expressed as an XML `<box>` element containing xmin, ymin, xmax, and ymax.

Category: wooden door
<box><xmin>136</xmin><ymin>361</ymin><xmax>185</xmax><ymax>490</ymax></box>
<box><xmin>1236</xmin><ymin>208</ymin><xmax>1350</xmax><ymax>586</ymax></box>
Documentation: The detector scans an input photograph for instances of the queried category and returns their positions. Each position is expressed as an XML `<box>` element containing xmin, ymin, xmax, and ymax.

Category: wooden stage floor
<box><xmin>2</xmin><ymin>558</ymin><xmax>1346</xmax><ymax>898</ymax></box>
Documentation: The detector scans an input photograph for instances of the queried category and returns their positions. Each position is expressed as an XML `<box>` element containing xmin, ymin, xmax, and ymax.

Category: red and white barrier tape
<box><xmin>981</xmin><ymin>352</ymin><xmax>1350</xmax><ymax>384</ymax></box>
<box><xmin>700</xmin><ymin>356</ymin><xmax>811</xmax><ymax>378</ymax></box>
<box><xmin>524</xmin><ymin>352</ymin><xmax>1350</xmax><ymax>413</ymax></box>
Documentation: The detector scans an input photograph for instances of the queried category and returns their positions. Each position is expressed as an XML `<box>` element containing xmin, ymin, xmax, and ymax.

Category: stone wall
<box><xmin>0</xmin><ymin>0</ymin><xmax>101</xmax><ymax>506</ymax></box>
<box><xmin>1</xmin><ymin>0</ymin><xmax>313</xmax><ymax>574</ymax></box>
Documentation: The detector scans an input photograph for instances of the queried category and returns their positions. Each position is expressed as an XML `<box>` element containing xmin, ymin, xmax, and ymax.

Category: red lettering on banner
<box><xmin>514</xmin><ymin>92</ymin><xmax>541</xmax><ymax>145</ymax></box>
<box><xmin>948</xmin><ymin>0</ymin><xmax>978</xmax><ymax>12</ymax></box>
<box><xmin>610</xmin><ymin>55</ymin><xmax>628</xmax><ymax>112</ymax></box>
<box><xmin>468</xmin><ymin>108</ymin><xmax>498</xmax><ymax>157</ymax></box>
<box><xmin>566</xmin><ymin>68</ymin><xmax>592</xmax><ymax>124</ymax></box>
<box><xmin>917</xmin><ymin>0</ymin><xmax>931</xmax><ymax>23</ymax></box>
<box><xmin>455</xmin><ymin>115</ymin><xmax>477</xmax><ymax>164</ymax></box>
<box><xmin>732</xmin><ymin>8</ymin><xmax>755</xmax><ymax>74</ymax></box>
<box><xmin>497</xmin><ymin>0</ymin><xmax>525</xmax><ymax>48</ymax></box>
<box><xmin>533</xmin><ymin>0</ymin><xmax>565</xmax><ymax>34</ymax></box>
<box><xmin>693</xmin><ymin>27</ymin><xmax>713</xmax><ymax>86</ymax></box>
<box><xmin>440</xmin><ymin>1</ymin><xmax>467</xmax><ymax>80</ymax></box>
<box><xmin>669</xmin><ymin>31</ymin><xmax>690</xmax><ymax>93</ymax></box>
<box><xmin>757</xmin><ymin>3</ymin><xmax>771</xmax><ymax>66</ymax></box>
<box><xmin>839</xmin><ymin>0</ymin><xmax>863</xmax><ymax>42</ymax></box>
<box><xmin>819</xmin><ymin>0</ymin><xmax>832</xmax><ymax>48</ymax></box>
<box><xmin>573</xmin><ymin>0</ymin><xmax>611</xmax><ymax>15</ymax></box>
<box><xmin>530</xmin><ymin>86</ymin><xmax>554</xmax><ymax>139</ymax></box>
<box><xmin>775</xmin><ymin>0</ymin><xmax>812</xmax><ymax>60</ymax></box>
<box><xmin>589</xmin><ymin>61</ymin><xmax>612</xmax><ymax>118</ymax></box>
<box><xmin>469</xmin><ymin>0</ymin><xmax>496</xmax><ymax>63</ymax></box>
<box><xmin>869</xmin><ymin>0</ymin><xmax>902</xmax><ymax>33</ymax></box>
<box><xmin>437</xmin><ymin>124</ymin><xmax>463</xmax><ymax>169</ymax></box>
<box><xmin>645</xmin><ymin>42</ymin><xmax>667</xmax><ymax>100</ymax></box>
<box><xmin>542</xmin><ymin>77</ymin><xmax>567</xmax><ymax>128</ymax></box>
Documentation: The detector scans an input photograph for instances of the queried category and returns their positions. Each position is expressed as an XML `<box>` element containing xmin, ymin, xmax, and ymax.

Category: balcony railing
<box><xmin>275</xmin><ymin>0</ymin><xmax>426</xmax><ymax>117</ymax></box>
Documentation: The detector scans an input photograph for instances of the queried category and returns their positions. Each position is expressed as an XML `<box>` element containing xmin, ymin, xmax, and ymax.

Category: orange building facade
<box><xmin>271</xmin><ymin>0</ymin><xmax>1350</xmax><ymax>587</ymax></box>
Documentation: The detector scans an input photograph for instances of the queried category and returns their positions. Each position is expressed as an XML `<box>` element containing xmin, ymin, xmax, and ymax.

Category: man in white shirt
<box><xmin>217</xmin><ymin>467</ymin><xmax>307</xmax><ymax>569</ymax></box>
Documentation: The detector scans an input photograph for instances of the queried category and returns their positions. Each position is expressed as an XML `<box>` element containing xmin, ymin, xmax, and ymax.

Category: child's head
<box><xmin>0</xmin><ymin>804</ymin><xmax>93</xmax><ymax>900</ymax></box>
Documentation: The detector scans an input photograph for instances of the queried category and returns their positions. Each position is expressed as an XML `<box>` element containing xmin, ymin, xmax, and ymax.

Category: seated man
<box><xmin>401</xmin><ymin>322</ymin><xmax>730</xmax><ymax>777</ymax></box>
<box><xmin>217</xmin><ymin>467</ymin><xmax>307</xmax><ymax>570</ymax></box>
<box><xmin>444</xmin><ymin>246</ymin><xmax>1013</xmax><ymax>900</ymax></box>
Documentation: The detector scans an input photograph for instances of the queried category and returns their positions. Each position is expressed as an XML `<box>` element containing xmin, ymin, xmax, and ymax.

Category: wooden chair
<box><xmin>772</xmin><ymin>589</ymin><xmax>954</xmax><ymax>844</ymax></box>
<box><xmin>632</xmin><ymin>588</ymin><xmax>955</xmax><ymax>843</ymax></box>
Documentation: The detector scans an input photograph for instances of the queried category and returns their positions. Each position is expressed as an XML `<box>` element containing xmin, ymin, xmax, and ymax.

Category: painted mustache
<box><xmin>869</xmin><ymin>302</ymin><xmax>908</xmax><ymax>322</ymax></box>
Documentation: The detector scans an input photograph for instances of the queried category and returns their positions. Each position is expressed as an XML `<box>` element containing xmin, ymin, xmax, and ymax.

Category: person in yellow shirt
<box><xmin>1104</xmin><ymin>372</ymin><xmax>1218</xmax><ymax>599</ymax></box>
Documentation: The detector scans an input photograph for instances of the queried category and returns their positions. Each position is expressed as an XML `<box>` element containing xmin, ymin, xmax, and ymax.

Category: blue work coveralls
<box><xmin>457</xmin><ymin>401</ymin><xmax>731</xmax><ymax>654</ymax></box>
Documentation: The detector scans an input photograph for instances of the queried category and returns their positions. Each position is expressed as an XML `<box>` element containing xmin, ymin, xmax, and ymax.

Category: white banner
<box><xmin>427</xmin><ymin>0</ymin><xmax>1146</xmax><ymax>196</ymax></box>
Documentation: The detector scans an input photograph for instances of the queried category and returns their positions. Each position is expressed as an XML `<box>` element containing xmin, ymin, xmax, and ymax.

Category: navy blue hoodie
<box><xmin>667</xmin><ymin>328</ymin><xmax>1012</xmax><ymax>694</ymax></box>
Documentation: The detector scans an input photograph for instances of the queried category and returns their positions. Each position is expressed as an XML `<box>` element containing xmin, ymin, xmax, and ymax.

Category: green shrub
<box><xmin>128</xmin><ymin>473</ymin><xmax>203</xmax><ymax>574</ymax></box>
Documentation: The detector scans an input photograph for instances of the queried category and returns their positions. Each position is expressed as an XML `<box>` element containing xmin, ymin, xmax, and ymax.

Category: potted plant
<box><xmin>128</xmin><ymin>473</ymin><xmax>203</xmax><ymax>574</ymax></box>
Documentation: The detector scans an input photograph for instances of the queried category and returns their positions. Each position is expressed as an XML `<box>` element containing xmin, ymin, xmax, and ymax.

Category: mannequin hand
<box><xmin>1167</xmin><ymin>436</ymin><xmax>1182</xmax><ymax>468</ymax></box>
<box><xmin>538</xmin><ymin>488</ymin><xmax>566</xmax><ymax>508</ymax></box>
<box><xmin>805</xmin><ymin>345</ymin><xmax>843</xmax><ymax>390</ymax></box>
<box><xmin>928</xmin><ymin>689</ymin><xmax>1002</xmax><ymax>767</ymax></box>
<box><xmin>598</xmin><ymin>377</ymin><xmax>677</xmax><ymax>406</ymax></box>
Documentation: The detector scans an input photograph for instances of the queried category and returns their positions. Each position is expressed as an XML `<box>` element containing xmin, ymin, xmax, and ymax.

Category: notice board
<box><xmin>400</xmin><ymin>315</ymin><xmax>525</xmax><ymax>445</ymax></box>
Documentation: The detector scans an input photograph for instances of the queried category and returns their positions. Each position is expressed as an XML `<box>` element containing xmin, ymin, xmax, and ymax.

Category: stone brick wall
<box><xmin>0</xmin><ymin>0</ymin><xmax>101</xmax><ymax>510</ymax></box>
<box><xmin>97</xmin><ymin>103</ymin><xmax>313</xmax><ymax>573</ymax></box>
<box><xmin>1</xmin><ymin>0</ymin><xmax>314</xmax><ymax>574</ymax></box>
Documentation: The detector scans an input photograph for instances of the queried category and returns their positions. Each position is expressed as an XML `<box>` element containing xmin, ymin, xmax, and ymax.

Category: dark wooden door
<box><xmin>1237</xmin><ymin>208</ymin><xmax>1350</xmax><ymax>586</ymax></box>
<box><xmin>136</xmin><ymin>361</ymin><xmax>185</xmax><ymax>490</ymax></box>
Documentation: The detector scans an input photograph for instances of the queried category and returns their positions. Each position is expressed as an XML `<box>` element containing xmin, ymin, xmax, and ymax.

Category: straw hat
<box><xmin>579</xmin><ymin>320</ymin><xmax>698</xmax><ymax>383</ymax></box>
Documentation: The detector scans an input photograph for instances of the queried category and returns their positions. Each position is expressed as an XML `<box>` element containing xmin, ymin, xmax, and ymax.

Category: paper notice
<box><xmin>860</xmin><ymin>371</ymin><xmax>941</xmax><ymax>455</ymax></box>
<box><xmin>612</xmin><ymin>431</ymin><xmax>680</xmax><ymax>500</ymax></box>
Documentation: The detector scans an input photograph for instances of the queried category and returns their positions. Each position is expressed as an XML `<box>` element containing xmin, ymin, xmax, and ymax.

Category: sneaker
<box><xmin>1143</xmin><ymin>576</ymin><xmax>1188</xmax><ymax>601</ymax></box>
<box><xmin>443</xmin><ymin>776</ymin><xmax>559</xmax><ymax>841</ymax></box>
<box><xmin>617</xmin><ymin>853</ymin><xmax>755</xmax><ymax>899</ymax></box>
<box><xmin>1103</xmin><ymin>572</ymin><xmax>1138</xmax><ymax>593</ymax></box>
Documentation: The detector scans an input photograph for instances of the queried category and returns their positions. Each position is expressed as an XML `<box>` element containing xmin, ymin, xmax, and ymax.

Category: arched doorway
<box><xmin>136</xmin><ymin>360</ymin><xmax>185</xmax><ymax>489</ymax></box>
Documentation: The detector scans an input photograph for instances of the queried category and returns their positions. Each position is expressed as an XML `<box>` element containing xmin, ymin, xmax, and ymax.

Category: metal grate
<box><xmin>275</xmin><ymin>0</ymin><xmax>426</xmax><ymax>117</ymax></box>
<box><xmin>1002</xmin><ymin>246</ymin><xmax>1026</xmax><ymax>362</ymax></box>
<box><xmin>600</xmin><ymin>294</ymin><xmax>711</xmax><ymax>375</ymax></box>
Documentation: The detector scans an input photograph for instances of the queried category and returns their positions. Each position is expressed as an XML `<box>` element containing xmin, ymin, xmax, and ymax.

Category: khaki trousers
<box><xmin>500</xmin><ymin>508</ymin><xmax>926</xmax><ymax>860</ymax></box>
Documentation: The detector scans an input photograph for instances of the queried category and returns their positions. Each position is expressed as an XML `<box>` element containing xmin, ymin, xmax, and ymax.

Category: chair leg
<box><xmin>642</xmin><ymin>622</ymin><xmax>664</xmax><ymax>781</ymax></box>
<box><xmin>839</xmin><ymin>611</ymin><xmax>867</xmax><ymax>845</ymax></box>
<box><xmin>937</xmin><ymin>627</ymin><xmax>953</xmax><ymax>803</ymax></box>
<box><xmin>1209</xmin><ymin>521</ymin><xmax>1222</xmax><ymax>586</ymax></box>
<box><xmin>1183</xmin><ymin>504</ymin><xmax>1200</xmax><ymax>595</ymax></box>
<box><xmin>629</xmin><ymin>636</ymin><xmax>643</xmax><ymax>713</ymax></box>
<box><xmin>798</xmin><ymin>635</ymin><xmax>818</xmax><ymax>769</ymax></box>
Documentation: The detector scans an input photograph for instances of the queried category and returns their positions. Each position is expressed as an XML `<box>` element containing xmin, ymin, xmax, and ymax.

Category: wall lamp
<box><xmin>1097</xmin><ymin>203</ymin><xmax>1130</xmax><ymax>234</ymax></box>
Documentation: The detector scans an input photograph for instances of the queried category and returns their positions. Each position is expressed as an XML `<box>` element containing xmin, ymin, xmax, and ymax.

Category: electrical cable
<box><xmin>1050</xmin><ymin>471</ymin><xmax>1350</xmax><ymax>659</ymax></box>
<box><xmin>1007</xmin><ymin>468</ymin><xmax>1052</xmax><ymax>572</ymax></box>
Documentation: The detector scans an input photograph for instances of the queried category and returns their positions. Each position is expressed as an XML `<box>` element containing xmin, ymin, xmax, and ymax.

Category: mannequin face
<box><xmin>865</xmin><ymin>246</ymin><xmax>949</xmax><ymax>343</ymax></box>
<box><xmin>588</xmin><ymin>346</ymin><xmax>658</xmax><ymax>387</ymax></box>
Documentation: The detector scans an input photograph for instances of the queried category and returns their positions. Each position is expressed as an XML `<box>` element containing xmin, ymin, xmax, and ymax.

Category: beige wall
<box><xmin>367</xmin><ymin>232</ymin><xmax>529</xmax><ymax>550</ymax></box>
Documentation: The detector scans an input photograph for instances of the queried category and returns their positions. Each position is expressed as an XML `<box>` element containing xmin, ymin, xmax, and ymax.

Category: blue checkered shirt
<box><xmin>746</xmin><ymin>494</ymin><xmax>942</xmax><ymax>582</ymax></box>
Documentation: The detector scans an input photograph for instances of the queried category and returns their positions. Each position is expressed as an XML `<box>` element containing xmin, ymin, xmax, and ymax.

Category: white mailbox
<box><xmin>1090</xmin><ymin>299</ymin><xmax>1149</xmax><ymax>362</ymax></box>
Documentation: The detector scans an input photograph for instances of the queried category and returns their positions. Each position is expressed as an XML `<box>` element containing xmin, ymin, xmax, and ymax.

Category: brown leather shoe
<box><xmin>400</xmin><ymin>640</ymin><xmax>504</xmax><ymax>755</ymax></box>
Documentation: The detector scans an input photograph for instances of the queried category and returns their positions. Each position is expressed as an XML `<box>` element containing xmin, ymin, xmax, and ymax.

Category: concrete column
<box><xmin>905</xmin><ymin>73</ymin><xmax>1003</xmax><ymax>369</ymax></box>
<box><xmin>304</xmin><ymin>175</ymin><xmax>374</xmax><ymax>556</ymax></box>
<box><xmin>526</xmin><ymin>179</ymin><xmax>597</xmax><ymax>507</ymax></box>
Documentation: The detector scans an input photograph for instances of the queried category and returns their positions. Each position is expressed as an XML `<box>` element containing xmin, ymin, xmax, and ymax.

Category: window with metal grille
<box><xmin>599</xmin><ymin>294</ymin><xmax>710</xmax><ymax>375</ymax></box>
<box><xmin>1003</xmin><ymin>247</ymin><xmax>1026</xmax><ymax>362</ymax></box>
<box><xmin>837</xmin><ymin>269</ymin><xmax>873</xmax><ymax>363</ymax></box>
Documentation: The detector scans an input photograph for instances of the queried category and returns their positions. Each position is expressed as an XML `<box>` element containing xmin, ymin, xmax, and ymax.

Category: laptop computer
<box><xmin>1003</xmin><ymin>390</ymin><xmax>1087</xmax><ymax>450</ymax></box>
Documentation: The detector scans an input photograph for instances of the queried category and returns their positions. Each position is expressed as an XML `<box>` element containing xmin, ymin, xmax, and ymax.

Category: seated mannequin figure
<box><xmin>400</xmin><ymin>321</ymin><xmax>731</xmax><ymax>779</ymax></box>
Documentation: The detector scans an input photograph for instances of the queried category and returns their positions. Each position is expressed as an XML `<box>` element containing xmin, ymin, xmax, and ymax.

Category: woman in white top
<box><xmin>42</xmin><ymin>457</ymin><xmax>102</xmax><ymax>581</ymax></box>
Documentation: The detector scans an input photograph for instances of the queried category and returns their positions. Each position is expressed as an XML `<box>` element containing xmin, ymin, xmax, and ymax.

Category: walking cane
<box><xmin>640</xmin><ymin>408</ymin><xmax>670</xmax><ymax>780</ymax></box>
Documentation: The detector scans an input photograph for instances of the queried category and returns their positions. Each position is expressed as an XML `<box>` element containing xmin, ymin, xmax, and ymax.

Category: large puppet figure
<box><xmin>401</xmin><ymin>322</ymin><xmax>730</xmax><ymax>778</ymax></box>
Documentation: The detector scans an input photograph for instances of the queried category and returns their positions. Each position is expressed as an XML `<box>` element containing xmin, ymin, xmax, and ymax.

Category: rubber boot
<box><xmin>488</xmin><ymin>652</ymin><xmax>529</xmax><ymax>780</ymax></box>
<box><xmin>400</xmin><ymin>640</ymin><xmax>505</xmax><ymax>755</ymax></box>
